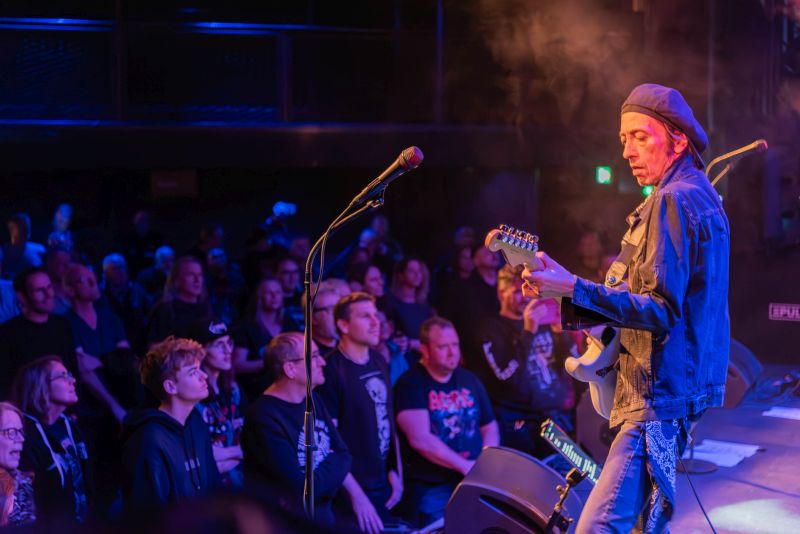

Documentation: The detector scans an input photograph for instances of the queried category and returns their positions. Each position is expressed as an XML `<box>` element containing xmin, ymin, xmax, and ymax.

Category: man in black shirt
<box><xmin>0</xmin><ymin>268</ymin><xmax>76</xmax><ymax>396</ymax></box>
<box><xmin>318</xmin><ymin>292</ymin><xmax>402</xmax><ymax>534</ymax></box>
<box><xmin>241</xmin><ymin>332</ymin><xmax>351</xmax><ymax>525</ymax></box>
<box><xmin>474</xmin><ymin>265</ymin><xmax>578</xmax><ymax>459</ymax></box>
<box><xmin>395</xmin><ymin>317</ymin><xmax>498</xmax><ymax>527</ymax></box>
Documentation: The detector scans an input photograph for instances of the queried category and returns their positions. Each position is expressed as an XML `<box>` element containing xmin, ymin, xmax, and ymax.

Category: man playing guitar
<box><xmin>522</xmin><ymin>84</ymin><xmax>730</xmax><ymax>533</ymax></box>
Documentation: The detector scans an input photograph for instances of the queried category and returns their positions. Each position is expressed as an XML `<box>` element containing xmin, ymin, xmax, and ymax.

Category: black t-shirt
<box><xmin>241</xmin><ymin>392</ymin><xmax>351</xmax><ymax>522</ymax></box>
<box><xmin>0</xmin><ymin>314</ymin><xmax>77</xmax><ymax>396</ymax></box>
<box><xmin>473</xmin><ymin>316</ymin><xmax>578</xmax><ymax>414</ymax></box>
<box><xmin>146</xmin><ymin>299</ymin><xmax>212</xmax><ymax>345</ymax></box>
<box><xmin>317</xmin><ymin>349</ymin><xmax>395</xmax><ymax>493</ymax></box>
<box><xmin>394</xmin><ymin>363</ymin><xmax>494</xmax><ymax>485</ymax></box>
<box><xmin>20</xmin><ymin>414</ymin><xmax>91</xmax><ymax>524</ymax></box>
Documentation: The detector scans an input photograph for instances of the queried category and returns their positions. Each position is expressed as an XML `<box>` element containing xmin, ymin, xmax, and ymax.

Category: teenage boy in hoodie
<box><xmin>121</xmin><ymin>336</ymin><xmax>220</xmax><ymax>515</ymax></box>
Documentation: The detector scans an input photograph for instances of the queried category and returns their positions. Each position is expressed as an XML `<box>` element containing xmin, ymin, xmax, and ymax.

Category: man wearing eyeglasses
<box><xmin>0</xmin><ymin>267</ymin><xmax>76</xmax><ymax>397</ymax></box>
<box><xmin>305</xmin><ymin>286</ymin><xmax>340</xmax><ymax>356</ymax></box>
<box><xmin>241</xmin><ymin>332</ymin><xmax>351</xmax><ymax>526</ymax></box>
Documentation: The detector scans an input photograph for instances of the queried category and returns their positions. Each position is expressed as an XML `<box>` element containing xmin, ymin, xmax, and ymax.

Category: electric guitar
<box><xmin>485</xmin><ymin>224</ymin><xmax>619</xmax><ymax>419</ymax></box>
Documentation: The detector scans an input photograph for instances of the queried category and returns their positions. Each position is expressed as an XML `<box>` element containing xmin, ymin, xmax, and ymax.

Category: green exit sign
<box><xmin>595</xmin><ymin>166</ymin><xmax>612</xmax><ymax>185</ymax></box>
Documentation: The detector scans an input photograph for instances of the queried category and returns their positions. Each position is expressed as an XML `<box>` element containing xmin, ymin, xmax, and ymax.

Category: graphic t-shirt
<box><xmin>196</xmin><ymin>383</ymin><xmax>246</xmax><ymax>489</ymax></box>
<box><xmin>241</xmin><ymin>392</ymin><xmax>351</xmax><ymax>521</ymax></box>
<box><xmin>394</xmin><ymin>363</ymin><xmax>494</xmax><ymax>485</ymax></box>
<box><xmin>317</xmin><ymin>349</ymin><xmax>395</xmax><ymax>493</ymax></box>
<box><xmin>21</xmin><ymin>415</ymin><xmax>90</xmax><ymax>524</ymax></box>
<box><xmin>474</xmin><ymin>316</ymin><xmax>578</xmax><ymax>414</ymax></box>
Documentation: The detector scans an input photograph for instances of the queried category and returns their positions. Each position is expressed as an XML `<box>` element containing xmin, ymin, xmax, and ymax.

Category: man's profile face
<box><xmin>499</xmin><ymin>281</ymin><xmax>527</xmax><ymax>317</ymax></box>
<box><xmin>68</xmin><ymin>265</ymin><xmax>101</xmax><ymax>302</ymax></box>
<box><xmin>22</xmin><ymin>272</ymin><xmax>55</xmax><ymax>315</ymax></box>
<box><xmin>422</xmin><ymin>325</ymin><xmax>461</xmax><ymax>374</ymax></box>
<box><xmin>311</xmin><ymin>291</ymin><xmax>338</xmax><ymax>340</ymax></box>
<box><xmin>620</xmin><ymin>112</ymin><xmax>681</xmax><ymax>187</ymax></box>
<box><xmin>169</xmin><ymin>359</ymin><xmax>208</xmax><ymax>403</ymax></box>
<box><xmin>337</xmin><ymin>300</ymin><xmax>380</xmax><ymax>347</ymax></box>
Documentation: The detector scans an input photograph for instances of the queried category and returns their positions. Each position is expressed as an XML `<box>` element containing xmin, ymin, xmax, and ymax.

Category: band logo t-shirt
<box><xmin>394</xmin><ymin>363</ymin><xmax>494</xmax><ymax>485</ymax></box>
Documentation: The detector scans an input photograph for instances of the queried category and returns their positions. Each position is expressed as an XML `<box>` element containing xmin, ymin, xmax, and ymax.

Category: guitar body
<box><xmin>564</xmin><ymin>326</ymin><xmax>619</xmax><ymax>420</ymax></box>
<box><xmin>485</xmin><ymin>224</ymin><xmax>619</xmax><ymax>420</ymax></box>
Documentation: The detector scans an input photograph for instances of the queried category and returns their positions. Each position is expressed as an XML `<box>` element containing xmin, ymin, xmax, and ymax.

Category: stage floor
<box><xmin>672</xmin><ymin>365</ymin><xmax>800</xmax><ymax>534</ymax></box>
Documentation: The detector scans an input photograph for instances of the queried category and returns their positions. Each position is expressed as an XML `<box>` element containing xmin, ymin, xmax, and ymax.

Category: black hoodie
<box><xmin>121</xmin><ymin>408</ymin><xmax>220</xmax><ymax>514</ymax></box>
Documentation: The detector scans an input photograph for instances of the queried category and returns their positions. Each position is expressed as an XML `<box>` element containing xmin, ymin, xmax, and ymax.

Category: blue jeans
<box><xmin>576</xmin><ymin>419</ymin><xmax>688</xmax><ymax>534</ymax></box>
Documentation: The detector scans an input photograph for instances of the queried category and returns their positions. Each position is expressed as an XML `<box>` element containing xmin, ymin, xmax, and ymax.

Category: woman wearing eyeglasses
<box><xmin>0</xmin><ymin>401</ymin><xmax>35</xmax><ymax>526</ymax></box>
<box><xmin>11</xmin><ymin>356</ymin><xmax>92</xmax><ymax>525</ymax></box>
<box><xmin>189</xmin><ymin>319</ymin><xmax>245</xmax><ymax>490</ymax></box>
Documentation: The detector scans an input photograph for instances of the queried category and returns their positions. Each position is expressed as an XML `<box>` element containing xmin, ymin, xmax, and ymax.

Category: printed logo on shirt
<box><xmin>363</xmin><ymin>376</ymin><xmax>391</xmax><ymax>457</ymax></box>
<box><xmin>56</xmin><ymin>438</ymin><xmax>88</xmax><ymax>523</ymax></box>
<box><xmin>427</xmin><ymin>388</ymin><xmax>480</xmax><ymax>445</ymax></box>
<box><xmin>297</xmin><ymin>418</ymin><xmax>333</xmax><ymax>470</ymax></box>
<box><xmin>527</xmin><ymin>330</ymin><xmax>555</xmax><ymax>388</ymax></box>
<box><xmin>428</xmin><ymin>388</ymin><xmax>475</xmax><ymax>412</ymax></box>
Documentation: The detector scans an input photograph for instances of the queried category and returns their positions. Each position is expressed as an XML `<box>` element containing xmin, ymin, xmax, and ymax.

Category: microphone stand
<box><xmin>705</xmin><ymin>140</ymin><xmax>767</xmax><ymax>188</ymax></box>
<box><xmin>302</xmin><ymin>192</ymin><xmax>386</xmax><ymax>519</ymax></box>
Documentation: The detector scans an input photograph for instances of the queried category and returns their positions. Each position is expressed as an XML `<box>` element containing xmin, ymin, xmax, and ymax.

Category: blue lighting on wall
<box><xmin>183</xmin><ymin>21</ymin><xmax>386</xmax><ymax>35</ymax></box>
<box><xmin>0</xmin><ymin>17</ymin><xmax>112</xmax><ymax>32</ymax></box>
<box><xmin>0</xmin><ymin>17</ymin><xmax>386</xmax><ymax>35</ymax></box>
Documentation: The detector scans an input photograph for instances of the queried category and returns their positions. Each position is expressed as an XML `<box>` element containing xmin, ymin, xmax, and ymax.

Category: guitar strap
<box><xmin>604</xmin><ymin>194</ymin><xmax>655</xmax><ymax>289</ymax></box>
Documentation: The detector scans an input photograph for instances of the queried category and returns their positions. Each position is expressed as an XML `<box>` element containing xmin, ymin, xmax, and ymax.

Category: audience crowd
<box><xmin>0</xmin><ymin>206</ymin><xmax>608</xmax><ymax>531</ymax></box>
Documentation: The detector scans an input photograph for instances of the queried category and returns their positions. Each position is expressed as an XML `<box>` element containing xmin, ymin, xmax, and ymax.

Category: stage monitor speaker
<box><xmin>723</xmin><ymin>338</ymin><xmax>763</xmax><ymax>408</ymax></box>
<box><xmin>444</xmin><ymin>446</ymin><xmax>585</xmax><ymax>534</ymax></box>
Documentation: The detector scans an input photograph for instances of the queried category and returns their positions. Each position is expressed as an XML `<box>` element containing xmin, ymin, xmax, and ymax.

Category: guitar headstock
<box><xmin>485</xmin><ymin>224</ymin><xmax>541</xmax><ymax>269</ymax></box>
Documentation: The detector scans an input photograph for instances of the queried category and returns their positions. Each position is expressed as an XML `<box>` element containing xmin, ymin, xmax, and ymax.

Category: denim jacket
<box><xmin>562</xmin><ymin>155</ymin><xmax>730</xmax><ymax>427</ymax></box>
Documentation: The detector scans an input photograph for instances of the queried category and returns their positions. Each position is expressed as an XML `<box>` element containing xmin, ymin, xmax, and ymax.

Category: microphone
<box><xmin>351</xmin><ymin>146</ymin><xmax>424</xmax><ymax>206</ymax></box>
